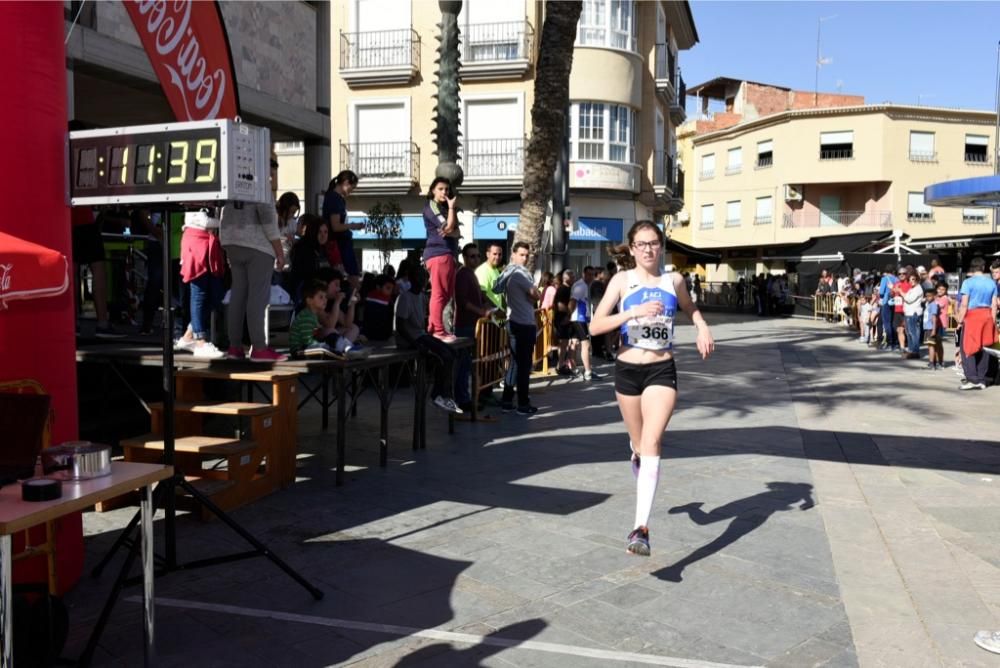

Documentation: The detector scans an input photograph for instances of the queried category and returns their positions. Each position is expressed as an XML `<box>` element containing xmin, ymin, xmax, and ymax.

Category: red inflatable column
<box><xmin>0</xmin><ymin>1</ymin><xmax>84</xmax><ymax>593</ymax></box>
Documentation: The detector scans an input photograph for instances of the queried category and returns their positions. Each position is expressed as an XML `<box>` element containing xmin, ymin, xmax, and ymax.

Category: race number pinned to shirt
<box><xmin>627</xmin><ymin>315</ymin><xmax>674</xmax><ymax>350</ymax></box>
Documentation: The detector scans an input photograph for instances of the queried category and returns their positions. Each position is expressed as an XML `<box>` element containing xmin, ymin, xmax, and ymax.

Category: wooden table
<box><xmin>0</xmin><ymin>462</ymin><xmax>172</xmax><ymax>667</ymax></box>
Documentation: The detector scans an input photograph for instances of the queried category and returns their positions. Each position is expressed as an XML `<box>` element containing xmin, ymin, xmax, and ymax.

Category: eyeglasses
<box><xmin>632</xmin><ymin>240</ymin><xmax>662</xmax><ymax>251</ymax></box>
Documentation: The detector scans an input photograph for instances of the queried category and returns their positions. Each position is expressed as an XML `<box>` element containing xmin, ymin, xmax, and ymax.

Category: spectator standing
<box><xmin>289</xmin><ymin>215</ymin><xmax>332</xmax><ymax>307</ymax></box>
<box><xmin>454</xmin><ymin>244</ymin><xmax>495</xmax><ymax>411</ymax></box>
<box><xmin>736</xmin><ymin>276</ymin><xmax>746</xmax><ymax>308</ymax></box>
<box><xmin>902</xmin><ymin>272</ymin><xmax>924</xmax><ymax>359</ymax></box>
<box><xmin>422</xmin><ymin>177</ymin><xmax>460</xmax><ymax>342</ymax></box>
<box><xmin>322</xmin><ymin>170</ymin><xmax>364</xmax><ymax>288</ymax></box>
<box><xmin>877</xmin><ymin>264</ymin><xmax>899</xmax><ymax>350</ymax></box>
<box><xmin>553</xmin><ymin>269</ymin><xmax>575</xmax><ymax>375</ymax></box>
<box><xmin>275</xmin><ymin>192</ymin><xmax>300</xmax><ymax>274</ymax></box>
<box><xmin>918</xmin><ymin>265</ymin><xmax>934</xmax><ymax>292</ymax></box>
<box><xmin>395</xmin><ymin>266</ymin><xmax>462</xmax><ymax>413</ymax></box>
<box><xmin>923</xmin><ymin>286</ymin><xmax>943</xmax><ymax>370</ymax></box>
<box><xmin>892</xmin><ymin>268</ymin><xmax>909</xmax><ymax>352</ymax></box>
<box><xmin>928</xmin><ymin>258</ymin><xmax>946</xmax><ymax>279</ymax></box>
<box><xmin>495</xmin><ymin>242</ymin><xmax>541</xmax><ymax>415</ymax></box>
<box><xmin>569</xmin><ymin>267</ymin><xmax>604</xmax><ymax>381</ymax></box>
<box><xmin>476</xmin><ymin>242</ymin><xmax>505</xmax><ymax>310</ymax></box>
<box><xmin>539</xmin><ymin>271</ymin><xmax>557</xmax><ymax>310</ymax></box>
<box><xmin>956</xmin><ymin>256</ymin><xmax>998</xmax><ymax>390</ymax></box>
<box><xmin>220</xmin><ymin>200</ymin><xmax>286</xmax><ymax>361</ymax></box>
<box><xmin>174</xmin><ymin>210</ymin><xmax>225</xmax><ymax>359</ymax></box>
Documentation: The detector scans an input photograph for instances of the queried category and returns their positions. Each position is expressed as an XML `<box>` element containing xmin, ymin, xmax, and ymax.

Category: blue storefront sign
<box><xmin>571</xmin><ymin>217</ymin><xmax>623</xmax><ymax>242</ymax></box>
<box><xmin>474</xmin><ymin>215</ymin><xmax>519</xmax><ymax>240</ymax></box>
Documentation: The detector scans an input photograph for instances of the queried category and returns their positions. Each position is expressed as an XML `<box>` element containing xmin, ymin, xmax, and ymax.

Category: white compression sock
<box><xmin>634</xmin><ymin>455</ymin><xmax>661</xmax><ymax>529</ymax></box>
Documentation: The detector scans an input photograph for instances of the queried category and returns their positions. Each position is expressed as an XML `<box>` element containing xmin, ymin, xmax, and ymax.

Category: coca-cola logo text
<box><xmin>130</xmin><ymin>0</ymin><xmax>231</xmax><ymax>121</ymax></box>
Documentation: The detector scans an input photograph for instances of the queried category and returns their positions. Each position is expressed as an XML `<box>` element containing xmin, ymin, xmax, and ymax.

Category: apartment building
<box><xmin>670</xmin><ymin>78</ymin><xmax>997</xmax><ymax>280</ymax></box>
<box><xmin>277</xmin><ymin>0</ymin><xmax>697</xmax><ymax>272</ymax></box>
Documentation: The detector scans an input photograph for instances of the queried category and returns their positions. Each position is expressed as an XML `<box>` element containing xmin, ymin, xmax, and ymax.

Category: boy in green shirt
<box><xmin>290</xmin><ymin>281</ymin><xmax>369</xmax><ymax>359</ymax></box>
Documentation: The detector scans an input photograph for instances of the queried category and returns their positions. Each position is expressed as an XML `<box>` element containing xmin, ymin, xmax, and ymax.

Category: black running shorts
<box><xmin>614</xmin><ymin>357</ymin><xmax>677</xmax><ymax>396</ymax></box>
<box><xmin>570</xmin><ymin>321</ymin><xmax>590</xmax><ymax>340</ymax></box>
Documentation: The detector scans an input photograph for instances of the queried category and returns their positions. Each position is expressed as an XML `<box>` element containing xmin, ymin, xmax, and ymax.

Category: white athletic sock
<box><xmin>634</xmin><ymin>455</ymin><xmax>661</xmax><ymax>529</ymax></box>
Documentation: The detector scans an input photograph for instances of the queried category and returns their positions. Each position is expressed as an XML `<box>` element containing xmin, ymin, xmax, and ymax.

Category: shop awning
<box><xmin>925</xmin><ymin>175</ymin><xmax>1000</xmax><ymax>207</ymax></box>
<box><xmin>0</xmin><ymin>231</ymin><xmax>69</xmax><ymax>308</ymax></box>
<box><xmin>664</xmin><ymin>237</ymin><xmax>722</xmax><ymax>263</ymax></box>
<box><xmin>794</xmin><ymin>231</ymin><xmax>889</xmax><ymax>260</ymax></box>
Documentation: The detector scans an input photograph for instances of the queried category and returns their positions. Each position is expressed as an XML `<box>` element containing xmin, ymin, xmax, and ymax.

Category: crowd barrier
<box><xmin>468</xmin><ymin>307</ymin><xmax>556</xmax><ymax>419</ymax></box>
<box><xmin>813</xmin><ymin>293</ymin><xmax>838</xmax><ymax>320</ymax></box>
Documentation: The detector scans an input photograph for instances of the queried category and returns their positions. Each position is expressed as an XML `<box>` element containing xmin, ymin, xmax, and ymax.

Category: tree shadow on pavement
<box><xmin>656</xmin><ymin>482</ymin><xmax>815</xmax><ymax>583</ymax></box>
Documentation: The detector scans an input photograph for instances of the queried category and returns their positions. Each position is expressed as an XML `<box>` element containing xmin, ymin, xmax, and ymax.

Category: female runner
<box><xmin>590</xmin><ymin>221</ymin><xmax>714</xmax><ymax>556</ymax></box>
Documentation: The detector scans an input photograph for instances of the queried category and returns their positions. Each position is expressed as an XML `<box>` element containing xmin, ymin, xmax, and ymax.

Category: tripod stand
<box><xmin>81</xmin><ymin>206</ymin><xmax>322</xmax><ymax>666</ymax></box>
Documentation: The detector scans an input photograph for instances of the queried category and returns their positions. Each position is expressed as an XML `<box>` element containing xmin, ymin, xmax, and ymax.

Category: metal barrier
<box><xmin>814</xmin><ymin>293</ymin><xmax>837</xmax><ymax>319</ymax></box>
<box><xmin>472</xmin><ymin>315</ymin><xmax>509</xmax><ymax>405</ymax></box>
<box><xmin>533</xmin><ymin>307</ymin><xmax>555</xmax><ymax>375</ymax></box>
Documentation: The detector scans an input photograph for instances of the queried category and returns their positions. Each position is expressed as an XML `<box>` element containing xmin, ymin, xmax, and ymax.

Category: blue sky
<box><xmin>684</xmin><ymin>1</ymin><xmax>1000</xmax><ymax>112</ymax></box>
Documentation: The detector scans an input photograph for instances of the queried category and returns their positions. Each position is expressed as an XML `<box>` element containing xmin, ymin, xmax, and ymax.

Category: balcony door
<box><xmin>460</xmin><ymin>0</ymin><xmax>525</xmax><ymax>62</ymax></box>
<box><xmin>352</xmin><ymin>0</ymin><xmax>411</xmax><ymax>68</ymax></box>
<box><xmin>463</xmin><ymin>96</ymin><xmax>524</xmax><ymax>178</ymax></box>
<box><xmin>351</xmin><ymin>101</ymin><xmax>410</xmax><ymax>178</ymax></box>
<box><xmin>819</xmin><ymin>195</ymin><xmax>840</xmax><ymax>228</ymax></box>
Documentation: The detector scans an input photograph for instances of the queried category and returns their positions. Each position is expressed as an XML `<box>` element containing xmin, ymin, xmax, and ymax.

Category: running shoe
<box><xmin>191</xmin><ymin>342</ymin><xmax>225</xmax><ymax>359</ymax></box>
<box><xmin>432</xmin><ymin>396</ymin><xmax>463</xmax><ymax>414</ymax></box>
<box><xmin>174</xmin><ymin>337</ymin><xmax>198</xmax><ymax>352</ymax></box>
<box><xmin>516</xmin><ymin>404</ymin><xmax>538</xmax><ymax>416</ymax></box>
<box><xmin>226</xmin><ymin>346</ymin><xmax>246</xmax><ymax>360</ymax></box>
<box><xmin>959</xmin><ymin>381</ymin><xmax>986</xmax><ymax>391</ymax></box>
<box><xmin>974</xmin><ymin>630</ymin><xmax>1000</xmax><ymax>655</ymax></box>
<box><xmin>433</xmin><ymin>332</ymin><xmax>457</xmax><ymax>343</ymax></box>
<box><xmin>584</xmin><ymin>370</ymin><xmax>605</xmax><ymax>381</ymax></box>
<box><xmin>626</xmin><ymin>526</ymin><xmax>650</xmax><ymax>556</ymax></box>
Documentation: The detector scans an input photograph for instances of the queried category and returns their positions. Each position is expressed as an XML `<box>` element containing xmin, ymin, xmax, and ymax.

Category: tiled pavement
<box><xmin>63</xmin><ymin>314</ymin><xmax>1000</xmax><ymax>666</ymax></box>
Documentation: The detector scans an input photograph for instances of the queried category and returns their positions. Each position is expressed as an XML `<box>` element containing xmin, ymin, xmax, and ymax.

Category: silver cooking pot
<box><xmin>42</xmin><ymin>441</ymin><xmax>112</xmax><ymax>481</ymax></box>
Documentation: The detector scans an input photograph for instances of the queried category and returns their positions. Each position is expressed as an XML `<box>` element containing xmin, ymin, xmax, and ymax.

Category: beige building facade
<box><xmin>277</xmin><ymin>0</ymin><xmax>696</xmax><ymax>272</ymax></box>
<box><xmin>671</xmin><ymin>86</ymin><xmax>996</xmax><ymax>280</ymax></box>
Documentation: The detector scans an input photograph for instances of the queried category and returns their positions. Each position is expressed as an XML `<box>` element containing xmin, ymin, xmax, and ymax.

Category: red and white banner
<box><xmin>123</xmin><ymin>0</ymin><xmax>240</xmax><ymax>121</ymax></box>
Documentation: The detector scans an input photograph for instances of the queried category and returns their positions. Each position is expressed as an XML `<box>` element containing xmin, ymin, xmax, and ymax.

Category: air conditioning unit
<box><xmin>784</xmin><ymin>184</ymin><xmax>804</xmax><ymax>201</ymax></box>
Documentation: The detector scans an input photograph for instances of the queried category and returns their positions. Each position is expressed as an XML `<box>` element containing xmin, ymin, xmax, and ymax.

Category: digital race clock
<box><xmin>69</xmin><ymin>119</ymin><xmax>271</xmax><ymax>205</ymax></box>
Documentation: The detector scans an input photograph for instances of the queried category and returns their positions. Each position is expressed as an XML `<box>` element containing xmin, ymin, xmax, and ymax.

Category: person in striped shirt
<box><xmin>289</xmin><ymin>281</ymin><xmax>368</xmax><ymax>360</ymax></box>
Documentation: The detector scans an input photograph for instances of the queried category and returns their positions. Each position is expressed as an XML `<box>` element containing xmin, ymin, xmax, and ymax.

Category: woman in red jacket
<box><xmin>175</xmin><ymin>210</ymin><xmax>226</xmax><ymax>358</ymax></box>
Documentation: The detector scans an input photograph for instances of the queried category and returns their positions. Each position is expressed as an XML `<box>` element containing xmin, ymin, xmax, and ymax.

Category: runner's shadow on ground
<box><xmin>655</xmin><ymin>482</ymin><xmax>815</xmax><ymax>583</ymax></box>
<box><xmin>393</xmin><ymin>619</ymin><xmax>547</xmax><ymax>667</ymax></box>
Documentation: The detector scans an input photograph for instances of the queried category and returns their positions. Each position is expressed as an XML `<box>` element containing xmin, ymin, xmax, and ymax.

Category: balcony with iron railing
<box><xmin>908</xmin><ymin>151</ymin><xmax>937</xmax><ymax>163</ymax></box>
<box><xmin>339</xmin><ymin>141</ymin><xmax>419</xmax><ymax>194</ymax></box>
<box><xmin>654</xmin><ymin>43</ymin><xmax>676</xmax><ymax>103</ymax></box>
<box><xmin>782</xmin><ymin>210</ymin><xmax>891</xmax><ymax>230</ymax></box>
<box><xmin>965</xmin><ymin>151</ymin><xmax>992</xmax><ymax>165</ymax></box>
<box><xmin>819</xmin><ymin>146</ymin><xmax>853</xmax><ymax>161</ymax></box>
<box><xmin>963</xmin><ymin>211</ymin><xmax>991</xmax><ymax>224</ymax></box>
<box><xmin>460</xmin><ymin>137</ymin><xmax>524</xmax><ymax>193</ymax></box>
<box><xmin>460</xmin><ymin>21</ymin><xmax>534</xmax><ymax>80</ymax></box>
<box><xmin>670</xmin><ymin>70</ymin><xmax>686</xmax><ymax>124</ymax></box>
<box><xmin>652</xmin><ymin>150</ymin><xmax>676</xmax><ymax>201</ymax></box>
<box><xmin>339</xmin><ymin>29</ymin><xmax>420</xmax><ymax>86</ymax></box>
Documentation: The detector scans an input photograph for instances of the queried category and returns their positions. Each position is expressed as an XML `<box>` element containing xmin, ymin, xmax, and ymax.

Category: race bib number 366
<box><xmin>628</xmin><ymin>316</ymin><xmax>673</xmax><ymax>348</ymax></box>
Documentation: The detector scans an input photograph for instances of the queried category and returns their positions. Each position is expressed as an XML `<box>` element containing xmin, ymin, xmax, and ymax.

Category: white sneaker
<box><xmin>192</xmin><ymin>342</ymin><xmax>225</xmax><ymax>359</ymax></box>
<box><xmin>174</xmin><ymin>337</ymin><xmax>197</xmax><ymax>352</ymax></box>
<box><xmin>974</xmin><ymin>630</ymin><xmax>1000</xmax><ymax>655</ymax></box>
<box><xmin>432</xmin><ymin>396</ymin><xmax>463</xmax><ymax>414</ymax></box>
<box><xmin>959</xmin><ymin>381</ymin><xmax>986</xmax><ymax>391</ymax></box>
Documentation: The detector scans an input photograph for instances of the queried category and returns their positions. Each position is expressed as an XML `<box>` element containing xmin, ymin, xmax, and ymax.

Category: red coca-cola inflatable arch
<box><xmin>0</xmin><ymin>1</ymin><xmax>83</xmax><ymax>592</ymax></box>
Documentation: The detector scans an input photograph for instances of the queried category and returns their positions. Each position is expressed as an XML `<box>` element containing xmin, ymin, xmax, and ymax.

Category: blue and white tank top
<box><xmin>620</xmin><ymin>270</ymin><xmax>678</xmax><ymax>351</ymax></box>
<box><xmin>570</xmin><ymin>279</ymin><xmax>590</xmax><ymax>323</ymax></box>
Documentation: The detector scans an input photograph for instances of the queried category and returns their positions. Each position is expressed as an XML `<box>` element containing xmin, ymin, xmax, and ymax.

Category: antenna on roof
<box><xmin>815</xmin><ymin>15</ymin><xmax>836</xmax><ymax>106</ymax></box>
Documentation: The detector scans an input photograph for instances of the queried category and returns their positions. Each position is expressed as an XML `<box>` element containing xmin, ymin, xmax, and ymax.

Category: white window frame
<box><xmin>347</xmin><ymin>96</ymin><xmax>412</xmax><ymax>146</ymax></box>
<box><xmin>907</xmin><ymin>191</ymin><xmax>934</xmax><ymax>222</ymax></box>
<box><xmin>576</xmin><ymin>0</ymin><xmax>637</xmax><ymax>52</ymax></box>
<box><xmin>700</xmin><ymin>153</ymin><xmax>715</xmax><ymax>180</ymax></box>
<box><xmin>459</xmin><ymin>91</ymin><xmax>526</xmax><ymax>177</ymax></box>
<box><xmin>725</xmin><ymin>200</ymin><xmax>741</xmax><ymax>227</ymax></box>
<box><xmin>700</xmin><ymin>203</ymin><xmax>715</xmax><ymax>229</ymax></box>
<box><xmin>819</xmin><ymin>130</ymin><xmax>854</xmax><ymax>160</ymax></box>
<box><xmin>908</xmin><ymin>131</ymin><xmax>936</xmax><ymax>162</ymax></box>
<box><xmin>965</xmin><ymin>134</ymin><xmax>990</xmax><ymax>164</ymax></box>
<box><xmin>756</xmin><ymin>140</ymin><xmax>773</xmax><ymax>168</ymax></box>
<box><xmin>569</xmin><ymin>102</ymin><xmax>636</xmax><ymax>164</ymax></box>
<box><xmin>754</xmin><ymin>196</ymin><xmax>773</xmax><ymax>225</ymax></box>
<box><xmin>726</xmin><ymin>147</ymin><xmax>743</xmax><ymax>175</ymax></box>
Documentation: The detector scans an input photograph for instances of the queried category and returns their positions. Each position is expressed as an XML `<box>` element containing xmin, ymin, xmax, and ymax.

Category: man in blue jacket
<box><xmin>878</xmin><ymin>263</ymin><xmax>899</xmax><ymax>350</ymax></box>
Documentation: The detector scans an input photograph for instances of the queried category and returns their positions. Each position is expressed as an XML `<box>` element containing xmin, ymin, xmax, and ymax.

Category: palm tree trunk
<box><xmin>514</xmin><ymin>0</ymin><xmax>582</xmax><ymax>271</ymax></box>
